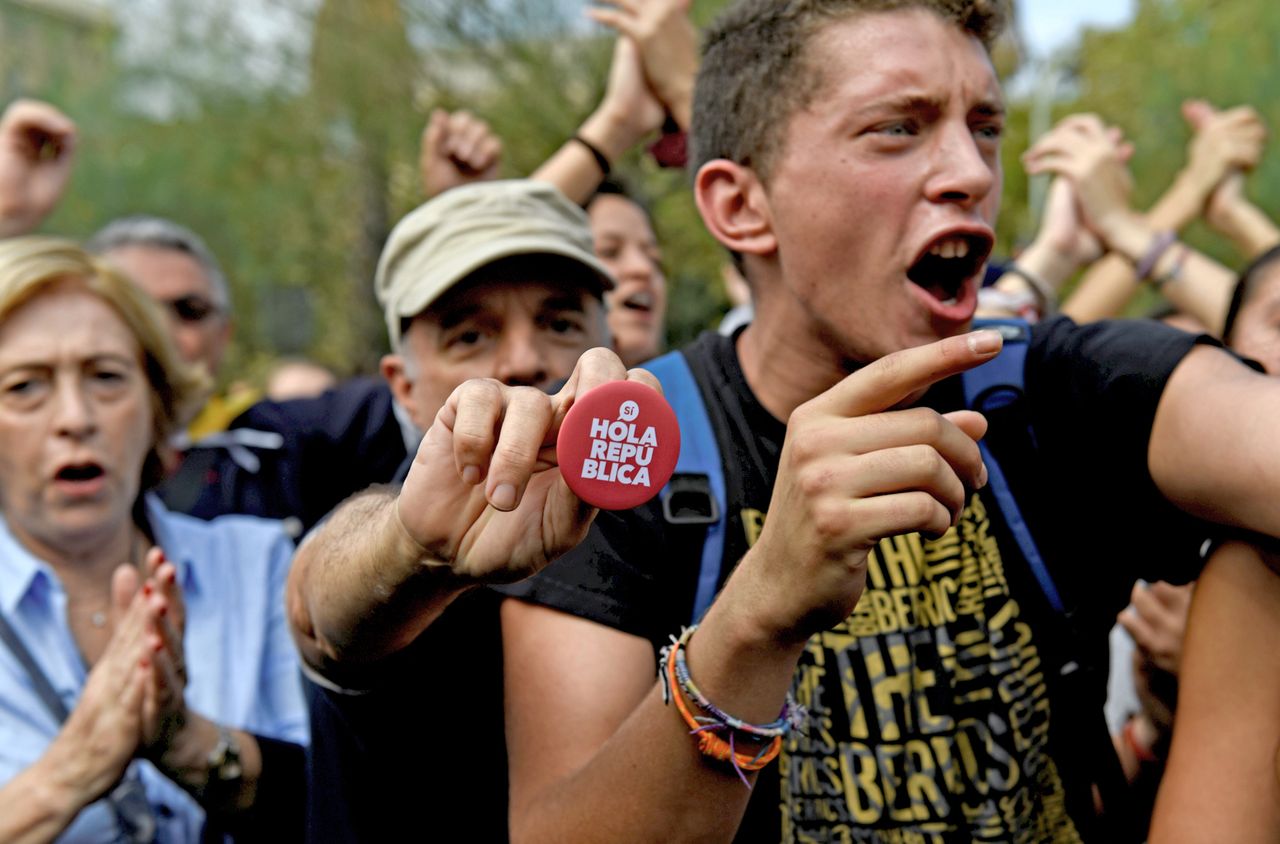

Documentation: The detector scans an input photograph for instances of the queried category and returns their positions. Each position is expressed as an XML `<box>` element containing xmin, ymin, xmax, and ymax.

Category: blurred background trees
<box><xmin>1</xmin><ymin>0</ymin><xmax>1276</xmax><ymax>383</ymax></box>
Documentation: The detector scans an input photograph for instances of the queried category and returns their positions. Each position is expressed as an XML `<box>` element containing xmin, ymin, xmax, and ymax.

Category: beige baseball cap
<box><xmin>375</xmin><ymin>180</ymin><xmax>615</xmax><ymax>347</ymax></box>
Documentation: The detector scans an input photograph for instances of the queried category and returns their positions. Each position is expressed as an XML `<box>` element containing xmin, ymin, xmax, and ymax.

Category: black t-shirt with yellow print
<box><xmin>503</xmin><ymin>316</ymin><xmax>1214</xmax><ymax>843</ymax></box>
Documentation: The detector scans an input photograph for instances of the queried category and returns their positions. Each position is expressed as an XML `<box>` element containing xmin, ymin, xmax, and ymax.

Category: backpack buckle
<box><xmin>662</xmin><ymin>473</ymin><xmax>719</xmax><ymax>525</ymax></box>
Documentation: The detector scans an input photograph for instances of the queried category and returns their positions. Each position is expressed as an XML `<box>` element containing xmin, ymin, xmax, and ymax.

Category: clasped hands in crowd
<box><xmin>1019</xmin><ymin>102</ymin><xmax>1266</xmax><ymax>281</ymax></box>
<box><xmin>43</xmin><ymin>549</ymin><xmax>192</xmax><ymax>809</ymax></box>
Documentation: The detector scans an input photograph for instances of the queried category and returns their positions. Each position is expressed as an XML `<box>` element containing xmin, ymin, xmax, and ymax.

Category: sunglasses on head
<box><xmin>163</xmin><ymin>295</ymin><xmax>220</xmax><ymax>323</ymax></box>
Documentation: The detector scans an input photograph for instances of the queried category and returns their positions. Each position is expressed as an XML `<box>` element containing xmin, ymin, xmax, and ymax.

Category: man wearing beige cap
<box><xmin>286</xmin><ymin>178</ymin><xmax>614</xmax><ymax>843</ymax></box>
<box><xmin>373</xmin><ymin>179</ymin><xmax>613</xmax><ymax>444</ymax></box>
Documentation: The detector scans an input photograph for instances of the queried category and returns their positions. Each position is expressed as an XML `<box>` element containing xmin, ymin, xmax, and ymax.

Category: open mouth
<box><xmin>620</xmin><ymin>291</ymin><xmax>655</xmax><ymax>314</ymax></box>
<box><xmin>907</xmin><ymin>233</ymin><xmax>992</xmax><ymax>305</ymax></box>
<box><xmin>55</xmin><ymin>463</ymin><xmax>105</xmax><ymax>483</ymax></box>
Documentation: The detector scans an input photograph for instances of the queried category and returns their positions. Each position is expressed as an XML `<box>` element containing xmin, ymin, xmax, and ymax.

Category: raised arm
<box><xmin>419</xmin><ymin>109</ymin><xmax>503</xmax><ymax>199</ymax></box>
<box><xmin>0</xmin><ymin>100</ymin><xmax>76</xmax><ymax>239</ymax></box>
<box><xmin>1027</xmin><ymin>106</ymin><xmax>1262</xmax><ymax>326</ymax></box>
<box><xmin>1025</xmin><ymin>114</ymin><xmax>1238</xmax><ymax>333</ymax></box>
<box><xmin>979</xmin><ymin>177</ymin><xmax>1101</xmax><ymax>320</ymax></box>
<box><xmin>504</xmin><ymin>331</ymin><xmax>1000</xmax><ymax>842</ymax></box>
<box><xmin>534</xmin><ymin>0</ymin><xmax>697</xmax><ymax>204</ymax></box>
<box><xmin>1205</xmin><ymin>171</ymin><xmax>1280</xmax><ymax>262</ymax></box>
<box><xmin>588</xmin><ymin>0</ymin><xmax>698</xmax><ymax>131</ymax></box>
<box><xmin>286</xmin><ymin>348</ymin><xmax>658</xmax><ymax>682</ymax></box>
<box><xmin>532</xmin><ymin>37</ymin><xmax>666</xmax><ymax>205</ymax></box>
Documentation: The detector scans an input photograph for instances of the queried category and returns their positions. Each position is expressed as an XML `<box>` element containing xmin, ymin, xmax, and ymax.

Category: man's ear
<box><xmin>693</xmin><ymin>159</ymin><xmax>777</xmax><ymax>258</ymax></box>
<box><xmin>381</xmin><ymin>353</ymin><xmax>414</xmax><ymax>413</ymax></box>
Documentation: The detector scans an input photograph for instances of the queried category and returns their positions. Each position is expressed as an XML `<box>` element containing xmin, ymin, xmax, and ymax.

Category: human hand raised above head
<box><xmin>588</xmin><ymin>0</ymin><xmax>697</xmax><ymax>130</ymax></box>
<box><xmin>396</xmin><ymin>346</ymin><xmax>662</xmax><ymax>584</ymax></box>
<box><xmin>1183</xmin><ymin>100</ymin><xmax>1266</xmax><ymax>187</ymax></box>
<box><xmin>1022</xmin><ymin>114</ymin><xmax>1138</xmax><ymax>247</ymax></box>
<box><xmin>419</xmin><ymin>109</ymin><xmax>503</xmax><ymax>199</ymax></box>
<box><xmin>1013</xmin><ymin>177</ymin><xmax>1105</xmax><ymax>293</ymax></box>
<box><xmin>722</xmin><ymin>331</ymin><xmax>999</xmax><ymax>647</ymax></box>
<box><xmin>587</xmin><ymin>36</ymin><xmax>668</xmax><ymax>160</ymax></box>
<box><xmin>0</xmin><ymin>99</ymin><xmax>76</xmax><ymax>238</ymax></box>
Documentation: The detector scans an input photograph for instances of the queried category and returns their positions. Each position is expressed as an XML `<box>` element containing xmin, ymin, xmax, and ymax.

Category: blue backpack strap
<box><xmin>962</xmin><ymin>318</ymin><xmax>1065</xmax><ymax>615</ymax></box>
<box><xmin>641</xmin><ymin>351</ymin><xmax>727</xmax><ymax>623</ymax></box>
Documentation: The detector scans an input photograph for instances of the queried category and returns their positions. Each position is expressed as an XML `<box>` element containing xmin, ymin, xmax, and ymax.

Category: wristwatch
<box><xmin>204</xmin><ymin>726</ymin><xmax>244</xmax><ymax>797</ymax></box>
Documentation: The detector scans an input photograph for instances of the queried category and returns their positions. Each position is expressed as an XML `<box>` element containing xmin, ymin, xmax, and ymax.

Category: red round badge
<box><xmin>557</xmin><ymin>380</ymin><xmax>681</xmax><ymax>510</ymax></box>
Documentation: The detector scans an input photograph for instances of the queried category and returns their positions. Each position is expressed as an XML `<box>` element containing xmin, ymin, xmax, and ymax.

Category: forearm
<box><xmin>1213</xmin><ymin>200</ymin><xmax>1280</xmax><ymax>261</ymax></box>
<box><xmin>0</xmin><ymin>758</ymin><xmax>86</xmax><ymax>844</ymax></box>
<box><xmin>532</xmin><ymin>108</ymin><xmax>643</xmax><ymax>206</ymax></box>
<box><xmin>287</xmin><ymin>488</ymin><xmax>469</xmax><ymax>677</ymax></box>
<box><xmin>509</xmin><ymin>578</ymin><xmax>805</xmax><ymax>843</ymax></box>
<box><xmin>1090</xmin><ymin>211</ymin><xmax>1239</xmax><ymax>332</ymax></box>
<box><xmin>1061</xmin><ymin>169</ymin><xmax>1215</xmax><ymax>325</ymax></box>
<box><xmin>1148</xmin><ymin>541</ymin><xmax>1280</xmax><ymax>842</ymax></box>
<box><xmin>1059</xmin><ymin>254</ymin><xmax>1139</xmax><ymax>323</ymax></box>
<box><xmin>1148</xmin><ymin>167</ymin><xmax>1216</xmax><ymax>233</ymax></box>
<box><xmin>1101</xmin><ymin>214</ymin><xmax>1235</xmax><ymax>333</ymax></box>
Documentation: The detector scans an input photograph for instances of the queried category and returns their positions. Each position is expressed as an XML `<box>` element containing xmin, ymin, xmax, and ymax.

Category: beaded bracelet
<box><xmin>658</xmin><ymin>625</ymin><xmax>805</xmax><ymax>786</ymax></box>
<box><xmin>1135</xmin><ymin>230</ymin><xmax>1177</xmax><ymax>281</ymax></box>
<box><xmin>1152</xmin><ymin>244</ymin><xmax>1191</xmax><ymax>289</ymax></box>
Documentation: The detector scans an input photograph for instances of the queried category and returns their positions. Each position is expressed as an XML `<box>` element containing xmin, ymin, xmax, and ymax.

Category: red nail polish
<box><xmin>142</xmin><ymin>583</ymin><xmax>152</xmax><ymax>596</ymax></box>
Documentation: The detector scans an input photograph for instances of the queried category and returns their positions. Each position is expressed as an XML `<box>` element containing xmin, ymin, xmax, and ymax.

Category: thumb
<box><xmin>942</xmin><ymin>409</ymin><xmax>988</xmax><ymax>443</ymax></box>
<box><xmin>1181</xmin><ymin>99</ymin><xmax>1215</xmax><ymax>131</ymax></box>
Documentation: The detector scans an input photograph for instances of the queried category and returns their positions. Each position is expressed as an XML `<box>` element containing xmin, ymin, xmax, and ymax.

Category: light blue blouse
<box><xmin>0</xmin><ymin>495</ymin><xmax>307</xmax><ymax>842</ymax></box>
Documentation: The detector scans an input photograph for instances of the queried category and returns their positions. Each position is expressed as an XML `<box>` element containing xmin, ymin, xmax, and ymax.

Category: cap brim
<box><xmin>392</xmin><ymin>235</ymin><xmax>615</xmax><ymax>329</ymax></box>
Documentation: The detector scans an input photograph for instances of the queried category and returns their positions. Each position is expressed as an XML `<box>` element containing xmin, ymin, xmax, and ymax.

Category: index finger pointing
<box><xmin>816</xmin><ymin>330</ymin><xmax>1003</xmax><ymax>418</ymax></box>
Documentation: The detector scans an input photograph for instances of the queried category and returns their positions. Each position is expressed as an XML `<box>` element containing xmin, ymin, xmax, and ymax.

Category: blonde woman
<box><xmin>0</xmin><ymin>238</ymin><xmax>306</xmax><ymax>843</ymax></box>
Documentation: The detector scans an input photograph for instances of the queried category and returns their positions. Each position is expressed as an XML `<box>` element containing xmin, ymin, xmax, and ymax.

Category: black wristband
<box><xmin>572</xmin><ymin>134</ymin><xmax>611</xmax><ymax>177</ymax></box>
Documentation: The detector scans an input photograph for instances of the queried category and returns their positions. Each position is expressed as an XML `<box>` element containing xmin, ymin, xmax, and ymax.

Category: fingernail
<box><xmin>490</xmin><ymin>483</ymin><xmax>517</xmax><ymax>511</ymax></box>
<box><xmin>164</xmin><ymin>568</ymin><xmax>176</xmax><ymax>585</ymax></box>
<box><xmin>967</xmin><ymin>330</ymin><xmax>1001</xmax><ymax>355</ymax></box>
<box><xmin>142</xmin><ymin>583</ymin><xmax>152</xmax><ymax>596</ymax></box>
<box><xmin>461</xmin><ymin>465</ymin><xmax>481</xmax><ymax>485</ymax></box>
<box><xmin>977</xmin><ymin>462</ymin><xmax>989</xmax><ymax>489</ymax></box>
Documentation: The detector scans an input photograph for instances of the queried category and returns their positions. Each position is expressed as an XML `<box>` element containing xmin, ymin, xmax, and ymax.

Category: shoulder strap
<box><xmin>0</xmin><ymin>610</ymin><xmax>70</xmax><ymax>721</ymax></box>
<box><xmin>641</xmin><ymin>351</ymin><xmax>727</xmax><ymax>623</ymax></box>
<box><xmin>962</xmin><ymin>318</ymin><xmax>1065</xmax><ymax>615</ymax></box>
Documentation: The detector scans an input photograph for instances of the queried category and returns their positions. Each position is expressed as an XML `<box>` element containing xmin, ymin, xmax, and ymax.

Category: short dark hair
<box><xmin>587</xmin><ymin>177</ymin><xmax>654</xmax><ymax>221</ymax></box>
<box><xmin>691</xmin><ymin>0</ymin><xmax>1009</xmax><ymax>181</ymax></box>
<box><xmin>1223</xmin><ymin>244</ymin><xmax>1280</xmax><ymax>344</ymax></box>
